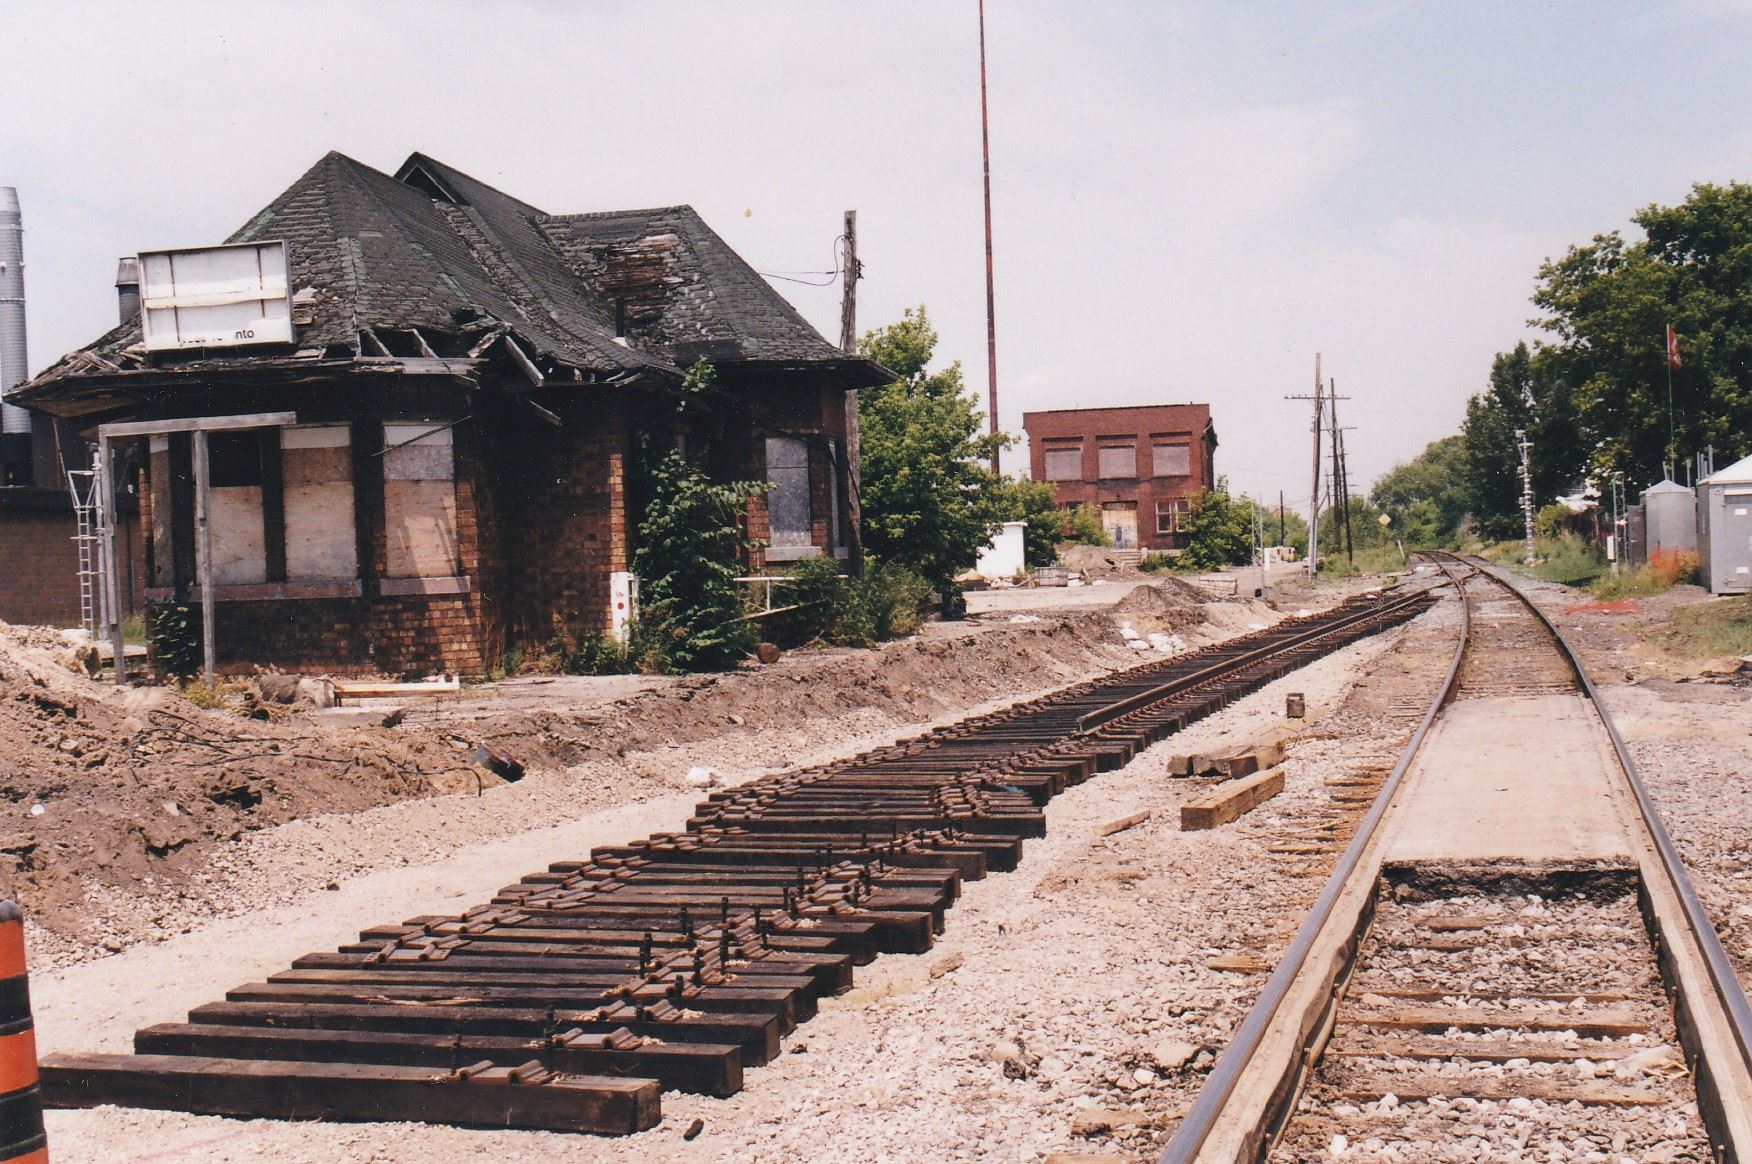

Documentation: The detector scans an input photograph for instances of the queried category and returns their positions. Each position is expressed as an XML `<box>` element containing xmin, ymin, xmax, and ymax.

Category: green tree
<box><xmin>1529</xmin><ymin>182</ymin><xmax>1752</xmax><ymax>485</ymax></box>
<box><xmin>1370</xmin><ymin>435</ymin><xmax>1470</xmax><ymax>546</ymax></box>
<box><xmin>857</xmin><ymin>307</ymin><xmax>1007</xmax><ymax>591</ymax></box>
<box><xmin>992</xmin><ymin>475</ymin><xmax>1062</xmax><ymax>567</ymax></box>
<box><xmin>1176</xmin><ymin>489</ymin><xmax>1256</xmax><ymax>571</ymax></box>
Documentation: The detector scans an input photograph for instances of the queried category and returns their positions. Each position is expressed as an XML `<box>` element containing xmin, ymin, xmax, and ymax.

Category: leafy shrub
<box><xmin>1064</xmin><ymin>503</ymin><xmax>1110</xmax><ymax>547</ymax></box>
<box><xmin>146</xmin><ymin>602</ymin><xmax>201</xmax><ymax>680</ymax></box>
<box><xmin>1648</xmin><ymin>548</ymin><xmax>1700</xmax><ymax>587</ymax></box>
<box><xmin>180</xmin><ymin>681</ymin><xmax>228</xmax><ymax>710</ymax></box>
<box><xmin>565</xmin><ymin>632</ymin><xmax>631</xmax><ymax>675</ymax></box>
<box><xmin>765</xmin><ymin>557</ymin><xmax>851</xmax><ymax>647</ymax></box>
<box><xmin>836</xmin><ymin>562</ymin><xmax>933</xmax><ymax>646</ymax></box>
<box><xmin>1532</xmin><ymin>533</ymin><xmax>1604</xmax><ymax>586</ymax></box>
<box><xmin>1139</xmin><ymin>552</ymin><xmax>1173</xmax><ymax>573</ymax></box>
<box><xmin>634</xmin><ymin>445</ymin><xmax>768</xmax><ymax>672</ymax></box>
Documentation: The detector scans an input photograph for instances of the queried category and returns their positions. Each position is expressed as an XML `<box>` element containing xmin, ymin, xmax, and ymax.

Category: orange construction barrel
<box><xmin>0</xmin><ymin>902</ymin><xmax>45</xmax><ymax>1163</ymax></box>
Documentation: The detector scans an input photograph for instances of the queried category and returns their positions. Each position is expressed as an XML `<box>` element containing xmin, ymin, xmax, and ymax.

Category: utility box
<box><xmin>609</xmin><ymin>571</ymin><xmax>638</xmax><ymax>643</ymax></box>
<box><xmin>975</xmin><ymin>520</ymin><xmax>1027</xmax><ymax>580</ymax></box>
<box><xmin>1698</xmin><ymin>454</ymin><xmax>1752</xmax><ymax>594</ymax></box>
<box><xmin>1641</xmin><ymin>478</ymin><xmax>1697</xmax><ymax>560</ymax></box>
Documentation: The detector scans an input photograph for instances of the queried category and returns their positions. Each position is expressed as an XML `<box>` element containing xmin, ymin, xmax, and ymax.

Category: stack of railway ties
<box><xmin>39</xmin><ymin>589</ymin><xmax>1432</xmax><ymax>1134</ymax></box>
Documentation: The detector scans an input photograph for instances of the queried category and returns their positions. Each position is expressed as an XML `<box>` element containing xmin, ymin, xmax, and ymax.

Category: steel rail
<box><xmin>1459</xmin><ymin>554</ymin><xmax>1752</xmax><ymax>1087</ymax></box>
<box><xmin>1157</xmin><ymin>557</ymin><xmax>1471</xmax><ymax>1163</ymax></box>
<box><xmin>1077</xmin><ymin>582</ymin><xmax>1435</xmax><ymax>734</ymax></box>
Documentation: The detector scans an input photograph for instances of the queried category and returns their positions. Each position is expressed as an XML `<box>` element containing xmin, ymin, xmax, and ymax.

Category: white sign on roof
<box><xmin>139</xmin><ymin>241</ymin><xmax>294</xmax><ymax>352</ymax></box>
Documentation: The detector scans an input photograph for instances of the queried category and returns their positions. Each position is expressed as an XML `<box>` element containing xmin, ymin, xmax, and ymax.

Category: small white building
<box><xmin>1697</xmin><ymin>453</ymin><xmax>1752</xmax><ymax>594</ymax></box>
<box><xmin>975</xmin><ymin>521</ymin><xmax>1027</xmax><ymax>581</ymax></box>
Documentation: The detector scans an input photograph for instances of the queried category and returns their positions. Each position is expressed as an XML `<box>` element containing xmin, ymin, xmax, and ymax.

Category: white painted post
<box><xmin>192</xmin><ymin>430</ymin><xmax>216</xmax><ymax>687</ymax></box>
<box><xmin>100</xmin><ymin>435</ymin><xmax>126</xmax><ymax>684</ymax></box>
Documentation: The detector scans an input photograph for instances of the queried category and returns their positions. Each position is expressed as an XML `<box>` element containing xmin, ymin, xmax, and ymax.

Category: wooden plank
<box><xmin>1329</xmin><ymin>1034</ymin><xmax>1641</xmax><ymax>1063</ymax></box>
<box><xmin>1097</xmin><ymin>810</ymin><xmax>1150</xmax><ymax>837</ymax></box>
<box><xmin>39</xmin><ymin>1052</ymin><xmax>661</xmax><ymax>1134</ymax></box>
<box><xmin>185</xmin><ymin>1000</ymin><xmax>783</xmax><ymax>1065</ymax></box>
<box><xmin>98</xmin><ymin>412</ymin><xmax>299</xmax><ymax>439</ymax></box>
<box><xmin>1347</xmin><ymin>1005</ymin><xmax>1651</xmax><ymax>1038</ymax></box>
<box><xmin>1338</xmin><ymin>1072</ymin><xmax>1663</xmax><ymax>1107</ymax></box>
<box><xmin>135</xmin><ymin>1021</ymin><xmax>742</xmax><ymax>1096</ymax></box>
<box><xmin>1181</xmin><ymin>768</ymin><xmax>1285</xmax><ymax>831</ymax></box>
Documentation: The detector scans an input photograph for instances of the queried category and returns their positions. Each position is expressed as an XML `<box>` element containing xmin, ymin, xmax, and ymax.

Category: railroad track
<box><xmin>1161</xmin><ymin>554</ymin><xmax>1752</xmax><ymax>1163</ymax></box>
<box><xmin>36</xmin><ymin>586</ymin><xmax>1432</xmax><ymax>1135</ymax></box>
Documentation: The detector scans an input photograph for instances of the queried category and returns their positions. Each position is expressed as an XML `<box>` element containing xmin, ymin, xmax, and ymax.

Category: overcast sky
<box><xmin>6</xmin><ymin>1</ymin><xmax>1751</xmax><ymax>506</ymax></box>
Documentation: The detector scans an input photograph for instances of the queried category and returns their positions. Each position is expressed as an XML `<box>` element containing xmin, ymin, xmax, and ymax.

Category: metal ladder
<box><xmin>66</xmin><ymin>451</ymin><xmax>106</xmax><ymax>640</ymax></box>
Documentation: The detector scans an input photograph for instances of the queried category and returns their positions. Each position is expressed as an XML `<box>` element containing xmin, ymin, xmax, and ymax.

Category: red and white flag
<box><xmin>1666</xmin><ymin>324</ymin><xmax>1682</xmax><ymax>370</ymax></box>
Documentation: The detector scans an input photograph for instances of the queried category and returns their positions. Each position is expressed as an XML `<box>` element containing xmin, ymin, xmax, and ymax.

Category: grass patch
<box><xmin>1317</xmin><ymin>544</ymin><xmax>1409</xmax><ymax>576</ymax></box>
<box><xmin>1481</xmin><ymin>534</ymin><xmax>1605</xmax><ymax>586</ymax></box>
<box><xmin>1652</xmin><ymin>596</ymin><xmax>1752</xmax><ymax>659</ymax></box>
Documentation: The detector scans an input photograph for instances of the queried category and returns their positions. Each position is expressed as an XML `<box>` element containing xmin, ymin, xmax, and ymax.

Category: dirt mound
<box><xmin>0</xmin><ymin>624</ymin><xmax>475</xmax><ymax>936</ymax></box>
<box><xmin>460</xmin><ymin>610</ymin><xmax>1146</xmax><ymax>770</ymax></box>
<box><xmin>1112</xmin><ymin>577</ymin><xmax>1210</xmax><ymax>629</ymax></box>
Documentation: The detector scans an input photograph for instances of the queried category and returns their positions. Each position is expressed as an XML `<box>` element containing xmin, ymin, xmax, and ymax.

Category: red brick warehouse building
<box><xmin>17</xmin><ymin>151</ymin><xmax>889</xmax><ymax>676</ymax></box>
<box><xmin>1021</xmin><ymin>404</ymin><xmax>1218</xmax><ymax>551</ymax></box>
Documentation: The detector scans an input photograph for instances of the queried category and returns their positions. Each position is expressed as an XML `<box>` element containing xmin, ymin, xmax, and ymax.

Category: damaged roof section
<box><xmin>20</xmin><ymin>150</ymin><xmax>888</xmax><ymax>413</ymax></box>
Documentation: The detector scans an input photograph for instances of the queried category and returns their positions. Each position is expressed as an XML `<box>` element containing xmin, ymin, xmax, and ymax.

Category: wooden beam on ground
<box><xmin>1097</xmin><ymin>810</ymin><xmax>1150</xmax><ymax>837</ymax></box>
<box><xmin>39</xmin><ymin>1052</ymin><xmax>662</xmax><ymax>1134</ymax></box>
<box><xmin>1181</xmin><ymin>768</ymin><xmax>1285</xmax><ymax>830</ymax></box>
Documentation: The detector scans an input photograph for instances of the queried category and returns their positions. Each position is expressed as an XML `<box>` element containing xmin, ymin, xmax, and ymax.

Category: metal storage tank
<box><xmin>1697</xmin><ymin>453</ymin><xmax>1752</xmax><ymax>594</ymax></box>
<box><xmin>1641</xmin><ymin>478</ymin><xmax>1697</xmax><ymax>558</ymax></box>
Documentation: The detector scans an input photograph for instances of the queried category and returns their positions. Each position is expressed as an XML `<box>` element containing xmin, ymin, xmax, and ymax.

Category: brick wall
<box><xmin>1021</xmin><ymin>403</ymin><xmax>1218</xmax><ymax>552</ymax></box>
<box><xmin>0</xmin><ymin>487</ymin><xmax>143</xmax><ymax>628</ymax></box>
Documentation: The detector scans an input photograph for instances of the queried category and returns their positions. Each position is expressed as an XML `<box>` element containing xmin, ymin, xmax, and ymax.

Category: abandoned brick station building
<box><xmin>17</xmin><ymin>151</ymin><xmax>890</xmax><ymax>676</ymax></box>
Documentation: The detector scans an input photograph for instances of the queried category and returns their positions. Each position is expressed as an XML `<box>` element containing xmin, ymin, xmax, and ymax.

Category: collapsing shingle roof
<box><xmin>20</xmin><ymin>150</ymin><xmax>887</xmax><ymax>409</ymax></box>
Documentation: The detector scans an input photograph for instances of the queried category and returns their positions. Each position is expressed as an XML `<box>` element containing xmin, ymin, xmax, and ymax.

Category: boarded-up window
<box><xmin>207</xmin><ymin>430</ymin><xmax>268</xmax><ymax>585</ymax></box>
<box><xmin>282</xmin><ymin>425</ymin><xmax>357</xmax><ymax>580</ymax></box>
<box><xmin>766</xmin><ymin>436</ymin><xmax>811</xmax><ymax>548</ymax></box>
<box><xmin>1043</xmin><ymin>445</ymin><xmax>1082</xmax><ymax>481</ymax></box>
<box><xmin>1097</xmin><ymin>443</ymin><xmax>1135</xmax><ymax>479</ymax></box>
<box><xmin>383</xmin><ymin>423</ymin><xmax>458</xmax><ymax>579</ymax></box>
<box><xmin>1152</xmin><ymin>443</ymin><xmax>1191</xmax><ymax>477</ymax></box>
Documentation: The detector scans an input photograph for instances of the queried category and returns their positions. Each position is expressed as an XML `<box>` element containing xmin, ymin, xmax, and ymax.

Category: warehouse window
<box><xmin>1043</xmin><ymin>443</ymin><xmax>1082</xmax><ymax>481</ymax></box>
<box><xmin>766</xmin><ymin>436</ymin><xmax>814</xmax><ymax>556</ymax></box>
<box><xmin>1152</xmin><ymin>442</ymin><xmax>1191</xmax><ymax>477</ymax></box>
<box><xmin>1156</xmin><ymin>497</ymin><xmax>1192</xmax><ymax>535</ymax></box>
<box><xmin>282</xmin><ymin>425</ymin><xmax>357</xmax><ymax>580</ymax></box>
<box><xmin>1096</xmin><ymin>442</ymin><xmax>1135</xmax><ymax>479</ymax></box>
<box><xmin>383</xmin><ymin>422</ymin><xmax>458</xmax><ymax>578</ymax></box>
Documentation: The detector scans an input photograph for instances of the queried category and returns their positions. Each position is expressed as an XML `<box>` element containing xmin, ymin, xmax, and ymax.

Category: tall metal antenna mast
<box><xmin>978</xmin><ymin>0</ymin><xmax>1000</xmax><ymax>474</ymax></box>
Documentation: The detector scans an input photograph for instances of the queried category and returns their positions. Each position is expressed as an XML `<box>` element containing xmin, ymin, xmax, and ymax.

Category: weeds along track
<box><xmin>1161</xmin><ymin>555</ymin><xmax>1752</xmax><ymax>1163</ymax></box>
<box><xmin>35</xmin><ymin>589</ymin><xmax>1431</xmax><ymax>1135</ymax></box>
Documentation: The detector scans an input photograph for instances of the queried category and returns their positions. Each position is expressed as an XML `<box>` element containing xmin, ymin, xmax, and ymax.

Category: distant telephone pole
<box><xmin>1287</xmin><ymin>354</ymin><xmax>1324</xmax><ymax>578</ymax></box>
<box><xmin>978</xmin><ymin>0</ymin><xmax>1000</xmax><ymax>474</ymax></box>
<box><xmin>1328</xmin><ymin>384</ymin><xmax>1355</xmax><ymax>562</ymax></box>
<box><xmin>1516</xmin><ymin>428</ymin><xmax>1534</xmax><ymax>566</ymax></box>
<box><xmin>841</xmin><ymin>210</ymin><xmax>863</xmax><ymax>571</ymax></box>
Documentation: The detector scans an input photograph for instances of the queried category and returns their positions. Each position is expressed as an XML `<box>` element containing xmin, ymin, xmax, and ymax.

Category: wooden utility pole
<box><xmin>839</xmin><ymin>210</ymin><xmax>859</xmax><ymax>352</ymax></box>
<box><xmin>978</xmin><ymin>0</ymin><xmax>1000</xmax><ymax>474</ymax></box>
<box><xmin>840</xmin><ymin>210</ymin><xmax>863</xmax><ymax>571</ymax></box>
<box><xmin>1327</xmin><ymin>381</ymin><xmax>1352</xmax><ymax>562</ymax></box>
<box><xmin>1286</xmin><ymin>354</ymin><xmax>1324</xmax><ymax>577</ymax></box>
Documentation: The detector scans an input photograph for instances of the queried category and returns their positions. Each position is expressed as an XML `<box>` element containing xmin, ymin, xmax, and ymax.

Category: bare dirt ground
<box><xmin>36</xmin><ymin>581</ymin><xmax>1427</xmax><ymax>1164</ymax></box>
<box><xmin>28</xmin><ymin>566</ymin><xmax>1744</xmax><ymax>1163</ymax></box>
<box><xmin>4</xmin><ymin>574</ymin><xmax>1283</xmax><ymax>967</ymax></box>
